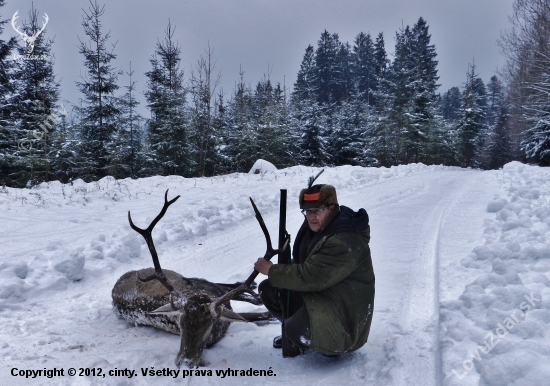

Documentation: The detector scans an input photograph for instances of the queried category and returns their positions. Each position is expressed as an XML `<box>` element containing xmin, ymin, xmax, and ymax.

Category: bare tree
<box><xmin>499</xmin><ymin>0</ymin><xmax>550</xmax><ymax>162</ymax></box>
<box><xmin>188</xmin><ymin>44</ymin><xmax>221</xmax><ymax>177</ymax></box>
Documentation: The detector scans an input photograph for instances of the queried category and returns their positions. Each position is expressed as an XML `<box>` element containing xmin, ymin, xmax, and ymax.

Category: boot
<box><xmin>273</xmin><ymin>335</ymin><xmax>303</xmax><ymax>356</ymax></box>
<box><xmin>273</xmin><ymin>335</ymin><xmax>283</xmax><ymax>349</ymax></box>
<box><xmin>282</xmin><ymin>335</ymin><xmax>302</xmax><ymax>357</ymax></box>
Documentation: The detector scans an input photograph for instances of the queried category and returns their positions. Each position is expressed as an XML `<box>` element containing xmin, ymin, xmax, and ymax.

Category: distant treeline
<box><xmin>0</xmin><ymin>0</ymin><xmax>543</xmax><ymax>188</ymax></box>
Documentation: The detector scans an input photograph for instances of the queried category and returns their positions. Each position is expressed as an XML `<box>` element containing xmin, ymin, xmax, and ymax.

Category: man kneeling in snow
<box><xmin>254</xmin><ymin>178</ymin><xmax>375</xmax><ymax>356</ymax></box>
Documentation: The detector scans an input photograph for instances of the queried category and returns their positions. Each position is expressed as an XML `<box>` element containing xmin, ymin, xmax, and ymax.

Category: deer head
<box><xmin>128</xmin><ymin>190</ymin><xmax>258</xmax><ymax>367</ymax></box>
<box><xmin>149</xmin><ymin>287</ymin><xmax>254</xmax><ymax>367</ymax></box>
<box><xmin>11</xmin><ymin>11</ymin><xmax>49</xmax><ymax>54</ymax></box>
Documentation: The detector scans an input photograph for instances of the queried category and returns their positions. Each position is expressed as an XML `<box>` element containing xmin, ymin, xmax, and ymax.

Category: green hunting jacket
<box><xmin>268</xmin><ymin>205</ymin><xmax>375</xmax><ymax>355</ymax></box>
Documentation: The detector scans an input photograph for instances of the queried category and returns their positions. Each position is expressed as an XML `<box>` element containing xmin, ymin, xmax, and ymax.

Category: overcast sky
<box><xmin>3</xmin><ymin>0</ymin><xmax>514</xmax><ymax>116</ymax></box>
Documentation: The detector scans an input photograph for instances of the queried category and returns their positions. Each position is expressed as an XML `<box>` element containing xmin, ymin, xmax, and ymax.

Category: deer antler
<box><xmin>243</xmin><ymin>198</ymin><xmax>289</xmax><ymax>287</ymax></box>
<box><xmin>205</xmin><ymin>284</ymin><xmax>256</xmax><ymax>322</ymax></box>
<box><xmin>11</xmin><ymin>11</ymin><xmax>28</xmax><ymax>39</ymax></box>
<box><xmin>11</xmin><ymin>11</ymin><xmax>49</xmax><ymax>54</ymax></box>
<box><xmin>128</xmin><ymin>189</ymin><xmax>180</xmax><ymax>294</ymax></box>
<box><xmin>30</xmin><ymin>13</ymin><xmax>48</xmax><ymax>40</ymax></box>
<box><xmin>207</xmin><ymin>198</ymin><xmax>289</xmax><ymax>313</ymax></box>
<box><xmin>213</xmin><ymin>284</ymin><xmax>257</xmax><ymax>309</ymax></box>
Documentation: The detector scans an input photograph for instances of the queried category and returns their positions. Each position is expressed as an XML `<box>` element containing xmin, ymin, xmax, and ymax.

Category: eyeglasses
<box><xmin>301</xmin><ymin>206</ymin><xmax>329</xmax><ymax>216</ymax></box>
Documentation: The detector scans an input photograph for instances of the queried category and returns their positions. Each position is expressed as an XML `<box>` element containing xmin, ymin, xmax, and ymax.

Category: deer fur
<box><xmin>112</xmin><ymin>268</ymin><xmax>259</xmax><ymax>367</ymax></box>
<box><xmin>111</xmin><ymin>191</ymin><xmax>273</xmax><ymax>368</ymax></box>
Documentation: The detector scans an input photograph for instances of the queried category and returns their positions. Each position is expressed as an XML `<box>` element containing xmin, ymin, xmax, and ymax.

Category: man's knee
<box><xmin>258</xmin><ymin>279</ymin><xmax>272</xmax><ymax>295</ymax></box>
<box><xmin>258</xmin><ymin>279</ymin><xmax>282</xmax><ymax>317</ymax></box>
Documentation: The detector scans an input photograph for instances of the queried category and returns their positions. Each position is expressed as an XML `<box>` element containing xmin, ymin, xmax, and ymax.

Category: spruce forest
<box><xmin>0</xmin><ymin>0</ymin><xmax>547</xmax><ymax>188</ymax></box>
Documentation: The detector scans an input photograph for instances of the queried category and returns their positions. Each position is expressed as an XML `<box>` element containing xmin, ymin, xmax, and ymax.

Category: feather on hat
<box><xmin>298</xmin><ymin>169</ymin><xmax>338</xmax><ymax>209</ymax></box>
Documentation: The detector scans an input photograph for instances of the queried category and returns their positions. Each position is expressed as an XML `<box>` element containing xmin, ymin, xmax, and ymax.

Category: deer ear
<box><xmin>216</xmin><ymin>306</ymin><xmax>248</xmax><ymax>323</ymax></box>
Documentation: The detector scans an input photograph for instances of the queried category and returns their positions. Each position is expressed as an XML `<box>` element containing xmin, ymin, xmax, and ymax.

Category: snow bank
<box><xmin>248</xmin><ymin>159</ymin><xmax>277</xmax><ymax>174</ymax></box>
<box><xmin>441</xmin><ymin>162</ymin><xmax>550</xmax><ymax>386</ymax></box>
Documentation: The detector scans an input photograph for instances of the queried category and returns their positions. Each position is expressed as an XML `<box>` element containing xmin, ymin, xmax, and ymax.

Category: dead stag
<box><xmin>112</xmin><ymin>190</ymin><xmax>286</xmax><ymax>367</ymax></box>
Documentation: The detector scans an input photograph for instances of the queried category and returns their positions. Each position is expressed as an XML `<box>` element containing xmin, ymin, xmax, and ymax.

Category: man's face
<box><xmin>304</xmin><ymin>205</ymin><xmax>334</xmax><ymax>232</ymax></box>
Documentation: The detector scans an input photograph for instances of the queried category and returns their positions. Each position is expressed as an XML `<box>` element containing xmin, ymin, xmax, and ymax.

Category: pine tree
<box><xmin>366</xmin><ymin>32</ymin><xmax>391</xmax><ymax>166</ymax></box>
<box><xmin>379</xmin><ymin>27</ymin><xmax>414</xmax><ymax>165</ymax></box>
<box><xmin>0</xmin><ymin>0</ymin><xmax>16</xmax><ymax>99</ymax></box>
<box><xmin>473</xmin><ymin>77</ymin><xmax>487</xmax><ymax>121</ymax></box>
<box><xmin>9</xmin><ymin>5</ymin><xmax>60</xmax><ymax>186</ymax></box>
<box><xmin>292</xmin><ymin>99</ymin><xmax>329</xmax><ymax>166</ymax></box>
<box><xmin>274</xmin><ymin>81</ymin><xmax>295</xmax><ymax>165</ymax></box>
<box><xmin>486</xmin><ymin>75</ymin><xmax>503</xmax><ymax>127</ymax></box>
<box><xmin>330</xmin><ymin>99</ymin><xmax>370</xmax><ymax>166</ymax></box>
<box><xmin>336</xmin><ymin>41</ymin><xmax>353</xmax><ymax>102</ymax></box>
<box><xmin>48</xmin><ymin>105</ymin><xmax>78</xmax><ymax>183</ymax></box>
<box><xmin>144</xmin><ymin>20</ymin><xmax>190</xmax><ymax>176</ymax></box>
<box><xmin>254</xmin><ymin>78</ymin><xmax>291</xmax><ymax>167</ymax></box>
<box><xmin>479</xmin><ymin>75</ymin><xmax>511</xmax><ymax>169</ymax></box>
<box><xmin>352</xmin><ymin>32</ymin><xmax>377</xmax><ymax>104</ymax></box>
<box><xmin>406</xmin><ymin>17</ymin><xmax>440</xmax><ymax>163</ymax></box>
<box><xmin>424</xmin><ymin>114</ymin><xmax>454</xmax><ymax>165</ymax></box>
<box><xmin>109</xmin><ymin>62</ymin><xmax>144</xmax><ymax>178</ymax></box>
<box><xmin>374</xmin><ymin>32</ymin><xmax>389</xmax><ymax>79</ymax></box>
<box><xmin>488</xmin><ymin>104</ymin><xmax>512</xmax><ymax>168</ymax></box>
<box><xmin>212</xmin><ymin>90</ymin><xmax>228</xmax><ymax>174</ymax></box>
<box><xmin>441</xmin><ymin>87</ymin><xmax>461</xmax><ymax>122</ymax></box>
<box><xmin>75</xmin><ymin>0</ymin><xmax>121</xmax><ymax>181</ymax></box>
<box><xmin>455</xmin><ymin>63</ymin><xmax>486</xmax><ymax>167</ymax></box>
<box><xmin>293</xmin><ymin>45</ymin><xmax>316</xmax><ymax>102</ymax></box>
<box><xmin>0</xmin><ymin>0</ymin><xmax>18</xmax><ymax>185</ymax></box>
<box><xmin>315</xmin><ymin>31</ymin><xmax>349</xmax><ymax>105</ymax></box>
<box><xmin>223</xmin><ymin>69</ymin><xmax>257</xmax><ymax>172</ymax></box>
<box><xmin>368</xmin><ymin>106</ymin><xmax>392</xmax><ymax>167</ymax></box>
<box><xmin>372</xmin><ymin>32</ymin><xmax>389</xmax><ymax>108</ymax></box>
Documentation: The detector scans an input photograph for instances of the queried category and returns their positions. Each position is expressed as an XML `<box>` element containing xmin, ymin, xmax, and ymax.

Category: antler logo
<box><xmin>11</xmin><ymin>11</ymin><xmax>49</xmax><ymax>54</ymax></box>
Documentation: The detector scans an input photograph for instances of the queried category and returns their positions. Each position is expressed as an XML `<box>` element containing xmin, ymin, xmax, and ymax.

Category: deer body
<box><xmin>112</xmin><ymin>268</ymin><xmax>230</xmax><ymax>336</ymax></box>
<box><xmin>111</xmin><ymin>191</ymin><xmax>279</xmax><ymax>368</ymax></box>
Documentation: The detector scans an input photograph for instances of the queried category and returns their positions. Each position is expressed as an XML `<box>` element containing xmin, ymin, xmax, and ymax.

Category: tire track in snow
<box><xmin>393</xmin><ymin>171</ymin><xmax>481</xmax><ymax>386</ymax></box>
<box><xmin>337</xmin><ymin>171</ymin><xmax>463</xmax><ymax>384</ymax></box>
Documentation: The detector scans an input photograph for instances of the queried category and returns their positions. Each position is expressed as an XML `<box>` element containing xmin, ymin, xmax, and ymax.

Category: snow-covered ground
<box><xmin>0</xmin><ymin>162</ymin><xmax>549</xmax><ymax>385</ymax></box>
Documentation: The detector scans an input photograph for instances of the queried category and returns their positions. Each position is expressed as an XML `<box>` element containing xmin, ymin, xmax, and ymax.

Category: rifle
<box><xmin>245</xmin><ymin>192</ymin><xmax>297</xmax><ymax>357</ymax></box>
<box><xmin>278</xmin><ymin>189</ymin><xmax>299</xmax><ymax>357</ymax></box>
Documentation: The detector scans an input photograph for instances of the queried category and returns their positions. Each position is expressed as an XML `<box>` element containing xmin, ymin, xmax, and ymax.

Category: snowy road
<box><xmin>4</xmin><ymin>164</ymin><xmax>549</xmax><ymax>386</ymax></box>
<box><xmin>355</xmin><ymin>170</ymin><xmax>498</xmax><ymax>385</ymax></box>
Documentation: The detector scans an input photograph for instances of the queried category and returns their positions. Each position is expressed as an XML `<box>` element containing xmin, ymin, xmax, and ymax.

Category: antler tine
<box><xmin>243</xmin><ymin>198</ymin><xmax>290</xmax><ymax>287</ymax></box>
<box><xmin>33</xmin><ymin>13</ymin><xmax>49</xmax><ymax>38</ymax></box>
<box><xmin>169</xmin><ymin>294</ymin><xmax>180</xmax><ymax>311</ymax></box>
<box><xmin>249</xmin><ymin>197</ymin><xmax>273</xmax><ymax>249</ymax></box>
<box><xmin>276</xmin><ymin>237</ymin><xmax>290</xmax><ymax>256</ymax></box>
<box><xmin>128</xmin><ymin>189</ymin><xmax>181</xmax><ymax>294</ymax></box>
<box><xmin>213</xmin><ymin>284</ymin><xmax>257</xmax><ymax>309</ymax></box>
<box><xmin>148</xmin><ymin>189</ymin><xmax>180</xmax><ymax>232</ymax></box>
<box><xmin>248</xmin><ymin>197</ymin><xmax>289</xmax><ymax>256</ymax></box>
<box><xmin>11</xmin><ymin>11</ymin><xmax>26</xmax><ymax>38</ymax></box>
